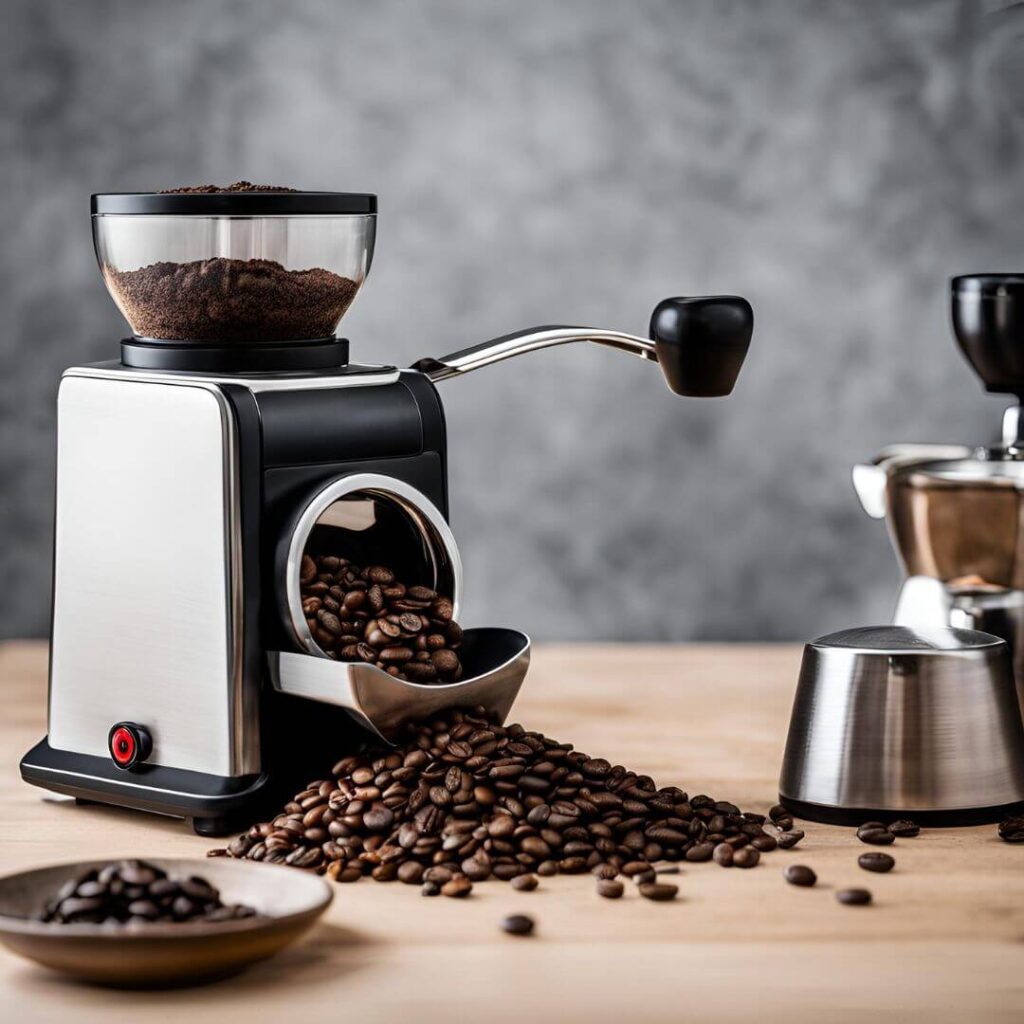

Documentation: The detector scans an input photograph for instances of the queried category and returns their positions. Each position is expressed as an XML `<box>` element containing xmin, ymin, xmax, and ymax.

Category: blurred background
<box><xmin>3</xmin><ymin>0</ymin><xmax>1024</xmax><ymax>642</ymax></box>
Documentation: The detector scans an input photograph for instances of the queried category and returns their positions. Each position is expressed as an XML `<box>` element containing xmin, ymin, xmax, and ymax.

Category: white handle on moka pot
<box><xmin>852</xmin><ymin>444</ymin><xmax>974</xmax><ymax>520</ymax></box>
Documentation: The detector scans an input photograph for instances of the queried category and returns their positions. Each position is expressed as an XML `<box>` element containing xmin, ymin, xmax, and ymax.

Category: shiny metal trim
<box><xmin>416</xmin><ymin>327</ymin><xmax>657</xmax><ymax>382</ymax></box>
<box><xmin>780</xmin><ymin>626</ymin><xmax>1024</xmax><ymax>813</ymax></box>
<box><xmin>283</xmin><ymin>474</ymin><xmax>463</xmax><ymax>655</ymax></box>
<box><xmin>268</xmin><ymin>628</ymin><xmax>530</xmax><ymax>744</ymax></box>
<box><xmin>62</xmin><ymin>363</ymin><xmax>401</xmax><ymax>393</ymax></box>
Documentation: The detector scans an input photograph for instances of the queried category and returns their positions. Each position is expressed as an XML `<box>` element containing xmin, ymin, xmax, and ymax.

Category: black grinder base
<box><xmin>121</xmin><ymin>337</ymin><xmax>350</xmax><ymax>373</ymax></box>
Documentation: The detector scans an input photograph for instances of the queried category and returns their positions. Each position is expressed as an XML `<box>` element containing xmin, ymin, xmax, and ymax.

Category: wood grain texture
<box><xmin>1</xmin><ymin>640</ymin><xmax>1022</xmax><ymax>1022</ymax></box>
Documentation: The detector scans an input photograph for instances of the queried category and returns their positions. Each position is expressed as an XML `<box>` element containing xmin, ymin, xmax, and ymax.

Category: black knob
<box><xmin>649</xmin><ymin>295</ymin><xmax>753</xmax><ymax>397</ymax></box>
<box><xmin>108</xmin><ymin>722</ymin><xmax>152</xmax><ymax>770</ymax></box>
<box><xmin>951</xmin><ymin>275</ymin><xmax>1024</xmax><ymax>398</ymax></box>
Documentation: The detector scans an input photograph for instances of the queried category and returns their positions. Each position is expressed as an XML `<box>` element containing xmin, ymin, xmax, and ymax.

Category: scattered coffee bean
<box><xmin>597</xmin><ymin>879</ymin><xmax>625</xmax><ymax>899</ymax></box>
<box><xmin>836</xmin><ymin>888</ymin><xmax>873</xmax><ymax>906</ymax></box>
<box><xmin>768</xmin><ymin>804</ymin><xmax>795</xmax><ymax>831</ymax></box>
<box><xmin>511</xmin><ymin>874</ymin><xmax>538</xmax><ymax>892</ymax></box>
<box><xmin>35</xmin><ymin>861</ymin><xmax>256</xmax><ymax>925</ymax></box>
<box><xmin>887</xmin><ymin>819</ymin><xmax>920</xmax><ymax>838</ymax></box>
<box><xmin>856</xmin><ymin>822</ymin><xmax>895</xmax><ymax>846</ymax></box>
<box><xmin>997</xmin><ymin>815</ymin><xmax>1024</xmax><ymax>843</ymax></box>
<box><xmin>776</xmin><ymin>829</ymin><xmax>805</xmax><ymax>850</ymax></box>
<box><xmin>712</xmin><ymin>843</ymin><xmax>734</xmax><ymax>867</ymax></box>
<box><xmin>501</xmin><ymin>914</ymin><xmax>535</xmax><ymax>936</ymax></box>
<box><xmin>421</xmin><ymin>881</ymin><xmax>440</xmax><ymax>897</ymax></box>
<box><xmin>638</xmin><ymin>882</ymin><xmax>678</xmax><ymax>902</ymax></box>
<box><xmin>783</xmin><ymin>864</ymin><xmax>816</xmax><ymax>887</ymax></box>
<box><xmin>858</xmin><ymin>852</ymin><xmax>895</xmax><ymax>873</ymax></box>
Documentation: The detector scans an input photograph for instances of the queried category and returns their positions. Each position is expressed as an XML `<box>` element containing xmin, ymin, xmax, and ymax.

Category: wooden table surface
<box><xmin>1</xmin><ymin>640</ymin><xmax>1022</xmax><ymax>1022</ymax></box>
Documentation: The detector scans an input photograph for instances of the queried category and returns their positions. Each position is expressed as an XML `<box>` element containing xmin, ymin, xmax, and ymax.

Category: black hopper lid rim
<box><xmin>92</xmin><ymin>192</ymin><xmax>378</xmax><ymax>216</ymax></box>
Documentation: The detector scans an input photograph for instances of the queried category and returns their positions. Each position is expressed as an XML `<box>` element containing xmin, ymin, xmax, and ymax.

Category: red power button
<box><xmin>108</xmin><ymin>723</ymin><xmax>152</xmax><ymax>770</ymax></box>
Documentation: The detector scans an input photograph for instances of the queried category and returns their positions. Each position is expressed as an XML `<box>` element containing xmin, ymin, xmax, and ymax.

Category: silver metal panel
<box><xmin>49</xmin><ymin>373</ymin><xmax>256</xmax><ymax>776</ymax></box>
<box><xmin>779</xmin><ymin>626</ymin><xmax>1024</xmax><ymax>812</ymax></box>
<box><xmin>65</xmin><ymin>362</ymin><xmax>401</xmax><ymax>392</ymax></box>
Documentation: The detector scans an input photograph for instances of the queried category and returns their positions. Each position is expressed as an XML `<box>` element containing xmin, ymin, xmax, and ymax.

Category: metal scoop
<box><xmin>268</xmin><ymin>627</ymin><xmax>530</xmax><ymax>744</ymax></box>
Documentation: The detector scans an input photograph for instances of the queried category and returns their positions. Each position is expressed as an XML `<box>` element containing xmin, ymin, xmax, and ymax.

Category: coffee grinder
<box><xmin>20</xmin><ymin>189</ymin><xmax>754</xmax><ymax>835</ymax></box>
<box><xmin>854</xmin><ymin>274</ymin><xmax>1024</xmax><ymax>708</ymax></box>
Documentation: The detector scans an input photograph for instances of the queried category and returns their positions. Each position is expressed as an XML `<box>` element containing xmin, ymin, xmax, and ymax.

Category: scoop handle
<box><xmin>412</xmin><ymin>295</ymin><xmax>753</xmax><ymax>396</ymax></box>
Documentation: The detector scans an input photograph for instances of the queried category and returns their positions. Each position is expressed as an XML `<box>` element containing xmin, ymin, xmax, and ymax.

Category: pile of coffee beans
<box><xmin>34</xmin><ymin>860</ymin><xmax>256</xmax><ymax>925</ymax></box>
<box><xmin>212</xmin><ymin>707</ymin><xmax>786</xmax><ymax>897</ymax></box>
<box><xmin>300</xmin><ymin>555</ymin><xmax>463</xmax><ymax>683</ymax></box>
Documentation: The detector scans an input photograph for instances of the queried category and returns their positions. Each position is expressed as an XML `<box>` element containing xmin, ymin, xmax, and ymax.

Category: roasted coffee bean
<box><xmin>887</xmin><ymin>819</ymin><xmax>920</xmax><ymax>838</ymax></box>
<box><xmin>363</xmin><ymin>805</ymin><xmax>394</xmax><ymax>832</ymax></box>
<box><xmin>858</xmin><ymin>852</ymin><xmax>895</xmax><ymax>873</ymax></box>
<box><xmin>638</xmin><ymin>882</ymin><xmax>677</xmax><ymax>902</ymax></box>
<box><xmin>783</xmin><ymin>864</ymin><xmax>816</xmax><ymax>887</ymax></box>
<box><xmin>511</xmin><ymin>874</ymin><xmax>538</xmax><ymax>892</ymax></box>
<box><xmin>397</xmin><ymin>861</ymin><xmax>425</xmax><ymax>885</ymax></box>
<box><xmin>501</xmin><ymin>913</ymin><xmax>535</xmax><ymax>936</ymax></box>
<box><xmin>712</xmin><ymin>843</ymin><xmax>734</xmax><ymax>867</ymax></box>
<box><xmin>421</xmin><ymin>881</ymin><xmax>441</xmax><ymax>897</ymax></box>
<box><xmin>836</xmin><ymin>888</ymin><xmax>872</xmax><ymax>906</ymax></box>
<box><xmin>768</xmin><ymin>804</ymin><xmax>794</xmax><ymax>830</ymax></box>
<box><xmin>733</xmin><ymin>847</ymin><xmax>760</xmax><ymax>869</ymax></box>
<box><xmin>622</xmin><ymin>860</ymin><xmax>652</xmax><ymax>877</ymax></box>
<box><xmin>462</xmin><ymin>858</ymin><xmax>492</xmax><ymax>882</ymax></box>
<box><xmin>441</xmin><ymin>876</ymin><xmax>473</xmax><ymax>898</ymax></box>
<box><xmin>998</xmin><ymin>815</ymin><xmax>1024</xmax><ymax>843</ymax></box>
<box><xmin>597</xmin><ymin>878</ymin><xmax>625</xmax><ymax>899</ymax></box>
<box><xmin>685</xmin><ymin>842</ymin><xmax>715</xmax><ymax>862</ymax></box>
<box><xmin>776</xmin><ymin>829</ymin><xmax>805</xmax><ymax>850</ymax></box>
<box><xmin>856</xmin><ymin>823</ymin><xmax>895</xmax><ymax>846</ymax></box>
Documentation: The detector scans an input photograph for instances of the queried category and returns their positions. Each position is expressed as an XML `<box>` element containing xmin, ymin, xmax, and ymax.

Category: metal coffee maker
<box><xmin>20</xmin><ymin>187</ymin><xmax>754</xmax><ymax>835</ymax></box>
<box><xmin>854</xmin><ymin>274</ymin><xmax>1024</xmax><ymax>710</ymax></box>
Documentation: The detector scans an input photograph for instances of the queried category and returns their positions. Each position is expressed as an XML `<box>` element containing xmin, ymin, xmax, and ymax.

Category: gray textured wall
<box><xmin>3</xmin><ymin>0</ymin><xmax>1024</xmax><ymax>642</ymax></box>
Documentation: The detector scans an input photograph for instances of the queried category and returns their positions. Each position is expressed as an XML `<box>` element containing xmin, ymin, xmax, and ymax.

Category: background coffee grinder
<box><xmin>854</xmin><ymin>274</ymin><xmax>1024</xmax><ymax>711</ymax></box>
<box><xmin>20</xmin><ymin>189</ymin><xmax>753</xmax><ymax>834</ymax></box>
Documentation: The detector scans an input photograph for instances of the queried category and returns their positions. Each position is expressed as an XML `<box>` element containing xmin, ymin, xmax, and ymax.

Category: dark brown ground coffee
<box><xmin>159</xmin><ymin>181</ymin><xmax>299</xmax><ymax>193</ymax></box>
<box><xmin>105</xmin><ymin>258</ymin><xmax>358</xmax><ymax>342</ymax></box>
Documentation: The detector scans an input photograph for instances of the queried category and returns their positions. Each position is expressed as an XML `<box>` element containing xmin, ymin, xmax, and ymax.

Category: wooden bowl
<box><xmin>0</xmin><ymin>858</ymin><xmax>332</xmax><ymax>987</ymax></box>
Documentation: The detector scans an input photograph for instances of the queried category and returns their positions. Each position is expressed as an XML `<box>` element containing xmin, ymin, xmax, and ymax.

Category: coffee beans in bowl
<box><xmin>0</xmin><ymin>857</ymin><xmax>332</xmax><ymax>987</ymax></box>
<box><xmin>300</xmin><ymin>555</ymin><xmax>463</xmax><ymax>683</ymax></box>
<box><xmin>34</xmin><ymin>860</ymin><xmax>256</xmax><ymax>925</ymax></box>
